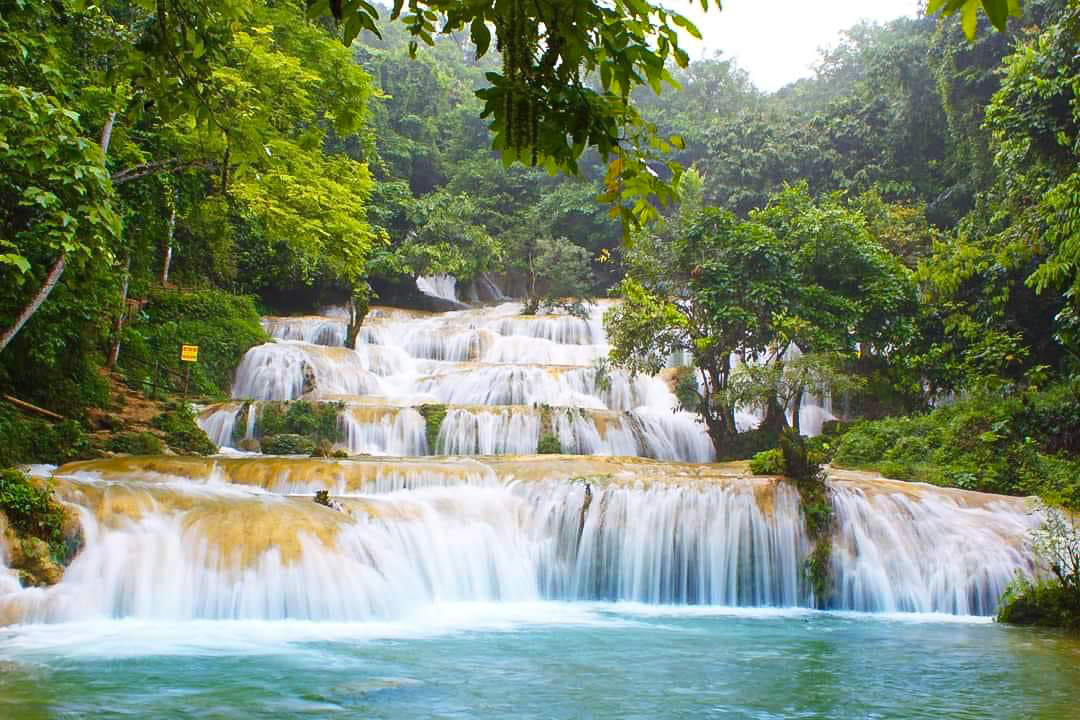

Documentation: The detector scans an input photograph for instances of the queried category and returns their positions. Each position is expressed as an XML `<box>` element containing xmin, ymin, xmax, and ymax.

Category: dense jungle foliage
<box><xmin>0</xmin><ymin>0</ymin><xmax>1077</xmax><ymax>623</ymax></box>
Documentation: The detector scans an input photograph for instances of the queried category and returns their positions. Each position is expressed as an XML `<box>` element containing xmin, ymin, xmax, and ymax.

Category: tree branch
<box><xmin>112</xmin><ymin>158</ymin><xmax>218</xmax><ymax>185</ymax></box>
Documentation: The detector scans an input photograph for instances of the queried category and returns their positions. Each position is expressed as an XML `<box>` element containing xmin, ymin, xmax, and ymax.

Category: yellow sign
<box><xmin>180</xmin><ymin>345</ymin><xmax>199</xmax><ymax>363</ymax></box>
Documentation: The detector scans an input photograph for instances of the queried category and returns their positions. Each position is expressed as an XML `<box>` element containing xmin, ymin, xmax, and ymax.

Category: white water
<box><xmin>207</xmin><ymin>301</ymin><xmax>716</xmax><ymax>461</ymax></box>
<box><xmin>416</xmin><ymin>275</ymin><xmax>459</xmax><ymax>303</ymax></box>
<box><xmin>0</xmin><ymin>460</ymin><xmax>1039</xmax><ymax>623</ymax></box>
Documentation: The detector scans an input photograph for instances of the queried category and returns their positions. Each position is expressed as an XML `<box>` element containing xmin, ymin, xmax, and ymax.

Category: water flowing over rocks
<box><xmin>0</xmin><ymin>300</ymin><xmax>1040</xmax><ymax>623</ymax></box>
<box><xmin>0</xmin><ymin>456</ymin><xmax>1039</xmax><ymax>622</ymax></box>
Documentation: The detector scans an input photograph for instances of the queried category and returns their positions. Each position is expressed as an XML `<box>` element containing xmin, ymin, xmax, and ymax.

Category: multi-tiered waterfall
<box><xmin>0</xmin><ymin>300</ymin><xmax>1041</xmax><ymax>625</ymax></box>
<box><xmin>206</xmin><ymin>302</ymin><xmax>718</xmax><ymax>461</ymax></box>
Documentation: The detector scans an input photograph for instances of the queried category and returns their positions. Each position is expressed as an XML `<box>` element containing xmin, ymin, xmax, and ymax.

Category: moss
<box><xmin>997</xmin><ymin>579</ymin><xmax>1080</xmax><ymax>632</ymax></box>
<box><xmin>231</xmin><ymin>401</ymin><xmax>252</xmax><ymax>445</ymax></box>
<box><xmin>260</xmin><ymin>433</ymin><xmax>317</xmax><ymax>455</ymax></box>
<box><xmin>107</xmin><ymin>431</ymin><xmax>164</xmax><ymax>455</ymax></box>
<box><xmin>749</xmin><ymin>448</ymin><xmax>784</xmax><ymax>475</ymax></box>
<box><xmin>418</xmin><ymin>404</ymin><xmax>447</xmax><ymax>453</ymax></box>
<box><xmin>331</xmin><ymin>448</ymin><xmax>349</xmax><ymax>459</ymax></box>
<box><xmin>774</xmin><ymin>430</ymin><xmax>835</xmax><ymax>608</ymax></box>
<box><xmin>152</xmin><ymin>403</ymin><xmax>217</xmax><ymax>456</ymax></box>
<box><xmin>0</xmin><ymin>405</ymin><xmax>91</xmax><ymax>466</ymax></box>
<box><xmin>0</xmin><ymin>469</ymin><xmax>76</xmax><ymax>566</ymax></box>
<box><xmin>805</xmin><ymin>536</ymin><xmax>833</xmax><ymax>606</ymax></box>
<box><xmin>253</xmin><ymin>401</ymin><xmax>342</xmax><ymax>445</ymax></box>
<box><xmin>537</xmin><ymin>434</ymin><xmax>562</xmax><ymax>454</ymax></box>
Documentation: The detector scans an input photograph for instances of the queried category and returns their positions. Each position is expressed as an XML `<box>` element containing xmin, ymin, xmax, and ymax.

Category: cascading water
<box><xmin>203</xmin><ymin>301</ymin><xmax>715</xmax><ymax>460</ymax></box>
<box><xmin>0</xmin><ymin>300</ymin><xmax>1045</xmax><ymax>632</ymax></box>
<box><xmin>0</xmin><ymin>458</ymin><xmax>1040</xmax><ymax>624</ymax></box>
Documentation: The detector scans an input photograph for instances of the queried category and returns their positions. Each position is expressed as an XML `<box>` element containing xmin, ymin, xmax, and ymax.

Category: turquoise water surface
<box><xmin>2</xmin><ymin>603</ymin><xmax>1078</xmax><ymax>719</ymax></box>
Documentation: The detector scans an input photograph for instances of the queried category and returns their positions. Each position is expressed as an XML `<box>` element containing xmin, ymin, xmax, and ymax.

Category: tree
<box><xmin>514</xmin><ymin>235</ymin><xmax>595</xmax><ymax>317</ymax></box>
<box><xmin>607</xmin><ymin>173</ymin><xmax>795</xmax><ymax>445</ymax></box>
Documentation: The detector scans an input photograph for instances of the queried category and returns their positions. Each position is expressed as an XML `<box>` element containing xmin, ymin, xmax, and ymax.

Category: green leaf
<box><xmin>470</xmin><ymin>19</ymin><xmax>491</xmax><ymax>57</ymax></box>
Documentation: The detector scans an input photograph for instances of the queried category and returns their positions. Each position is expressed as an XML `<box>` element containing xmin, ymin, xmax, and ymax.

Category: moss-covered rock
<box><xmin>260</xmin><ymin>433</ymin><xmax>317</xmax><ymax>455</ymax></box>
<box><xmin>537</xmin><ymin>434</ymin><xmax>562</xmax><ymax>454</ymax></box>
<box><xmin>997</xmin><ymin>579</ymin><xmax>1080</xmax><ymax>632</ymax></box>
<box><xmin>418</xmin><ymin>404</ymin><xmax>447</xmax><ymax>453</ymax></box>
<box><xmin>152</xmin><ymin>403</ymin><xmax>217</xmax><ymax>456</ymax></box>
<box><xmin>254</xmin><ymin>401</ymin><xmax>342</xmax><ymax>444</ymax></box>
<box><xmin>0</xmin><ymin>469</ymin><xmax>83</xmax><ymax>586</ymax></box>
<box><xmin>107</xmin><ymin>431</ymin><xmax>164</xmax><ymax>455</ymax></box>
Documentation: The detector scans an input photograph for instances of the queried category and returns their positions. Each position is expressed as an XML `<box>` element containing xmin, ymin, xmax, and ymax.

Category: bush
<box><xmin>537</xmin><ymin>434</ymin><xmax>562</xmax><ymax>454</ymax></box>
<box><xmin>107</xmin><ymin>431</ymin><xmax>164</xmax><ymax>455</ymax></box>
<box><xmin>0</xmin><ymin>406</ymin><xmax>91</xmax><ymax>466</ymax></box>
<box><xmin>260</xmin><ymin>433</ymin><xmax>317</xmax><ymax>455</ymax></box>
<box><xmin>715</xmin><ymin>428</ymin><xmax>779</xmax><ymax>461</ymax></box>
<box><xmin>418</xmin><ymin>404</ymin><xmax>447</xmax><ymax>453</ymax></box>
<box><xmin>254</xmin><ymin>401</ymin><xmax>342</xmax><ymax>443</ymax></box>
<box><xmin>830</xmin><ymin>384</ymin><xmax>1080</xmax><ymax>508</ymax></box>
<box><xmin>997</xmin><ymin>579</ymin><xmax>1080</xmax><ymax>632</ymax></box>
<box><xmin>0</xmin><ymin>468</ymin><xmax>69</xmax><ymax>563</ymax></box>
<box><xmin>152</xmin><ymin>403</ymin><xmax>216</xmax><ymax>456</ymax></box>
<box><xmin>749</xmin><ymin>448</ymin><xmax>785</xmax><ymax>475</ymax></box>
<box><xmin>117</xmin><ymin>288</ymin><xmax>267</xmax><ymax>399</ymax></box>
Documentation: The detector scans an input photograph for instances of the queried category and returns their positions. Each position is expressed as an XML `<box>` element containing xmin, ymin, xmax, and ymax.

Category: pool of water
<box><xmin>1</xmin><ymin>603</ymin><xmax>1077</xmax><ymax>719</ymax></box>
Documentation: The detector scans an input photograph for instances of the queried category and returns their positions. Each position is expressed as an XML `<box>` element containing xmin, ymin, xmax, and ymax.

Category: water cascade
<box><xmin>0</xmin><ymin>301</ymin><xmax>1043</xmax><ymax>628</ymax></box>
<box><xmin>0</xmin><ymin>458</ymin><xmax>1038</xmax><ymax>624</ymax></box>
<box><xmin>205</xmin><ymin>302</ymin><xmax>714</xmax><ymax>460</ymax></box>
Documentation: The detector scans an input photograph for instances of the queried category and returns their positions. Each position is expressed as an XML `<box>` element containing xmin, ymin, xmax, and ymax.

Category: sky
<box><xmin>674</xmin><ymin>0</ymin><xmax>922</xmax><ymax>91</ymax></box>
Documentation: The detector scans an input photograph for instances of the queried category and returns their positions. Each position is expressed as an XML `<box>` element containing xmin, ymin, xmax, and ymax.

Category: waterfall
<box><xmin>416</xmin><ymin>275</ymin><xmax>459</xmax><ymax>303</ymax></box>
<box><xmin>0</xmin><ymin>458</ymin><xmax>1040</xmax><ymax>623</ymax></box>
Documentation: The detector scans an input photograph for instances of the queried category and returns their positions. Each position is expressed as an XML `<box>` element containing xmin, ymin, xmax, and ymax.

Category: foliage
<box><xmin>259</xmin><ymin>433</ymin><xmax>317</xmax><ymax>455</ymax></box>
<box><xmin>151</xmin><ymin>404</ymin><xmax>216</xmax><ymax>456</ymax></box>
<box><xmin>323</xmin><ymin>0</ymin><xmax>708</xmax><ymax>231</ymax></box>
<box><xmin>749</xmin><ymin>448</ymin><xmax>784</xmax><ymax>475</ymax></box>
<box><xmin>516</xmin><ymin>235</ymin><xmax>595</xmax><ymax>316</ymax></box>
<box><xmin>418</xmin><ymin>404</ymin><xmax>447</xmax><ymax>453</ymax></box>
<box><xmin>0</xmin><ymin>406</ymin><xmax>90</xmax><ymax>467</ymax></box>
<box><xmin>255</xmin><ymin>401</ymin><xmax>343</xmax><ymax>444</ymax></box>
<box><xmin>106</xmin><ymin>432</ymin><xmax>164</xmax><ymax>456</ymax></box>
<box><xmin>831</xmin><ymin>383</ymin><xmax>1080</xmax><ymax>507</ymax></box>
<box><xmin>118</xmin><ymin>289</ymin><xmax>267</xmax><ymax>398</ymax></box>
<box><xmin>0</xmin><ymin>468</ymin><xmax>69</xmax><ymax>564</ymax></box>
<box><xmin>997</xmin><ymin>503</ymin><xmax>1080</xmax><ymax>630</ymax></box>
<box><xmin>537</xmin><ymin>434</ymin><xmax>563</xmax><ymax>455</ymax></box>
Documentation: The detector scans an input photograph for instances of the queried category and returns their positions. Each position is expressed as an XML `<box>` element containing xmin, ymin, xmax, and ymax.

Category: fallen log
<box><xmin>2</xmin><ymin>394</ymin><xmax>65</xmax><ymax>422</ymax></box>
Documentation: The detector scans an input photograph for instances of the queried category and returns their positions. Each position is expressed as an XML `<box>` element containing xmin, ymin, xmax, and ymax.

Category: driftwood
<box><xmin>3</xmin><ymin>394</ymin><xmax>65</xmax><ymax>422</ymax></box>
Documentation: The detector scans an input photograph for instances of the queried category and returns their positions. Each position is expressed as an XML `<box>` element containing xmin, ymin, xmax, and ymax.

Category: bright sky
<box><xmin>675</xmin><ymin>0</ymin><xmax>923</xmax><ymax>91</ymax></box>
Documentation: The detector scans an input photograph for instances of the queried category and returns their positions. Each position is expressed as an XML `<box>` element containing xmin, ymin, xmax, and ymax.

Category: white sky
<box><xmin>675</xmin><ymin>0</ymin><xmax>923</xmax><ymax>91</ymax></box>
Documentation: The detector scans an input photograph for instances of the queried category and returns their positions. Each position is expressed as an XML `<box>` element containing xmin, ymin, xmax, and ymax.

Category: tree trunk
<box><xmin>0</xmin><ymin>252</ymin><xmax>68</xmax><ymax>354</ymax></box>
<box><xmin>791</xmin><ymin>385</ymin><xmax>803</xmax><ymax>436</ymax></box>
<box><xmin>161</xmin><ymin>203</ymin><xmax>175</xmax><ymax>285</ymax></box>
<box><xmin>106</xmin><ymin>253</ymin><xmax>131</xmax><ymax>369</ymax></box>
<box><xmin>0</xmin><ymin>112</ymin><xmax>117</xmax><ymax>354</ymax></box>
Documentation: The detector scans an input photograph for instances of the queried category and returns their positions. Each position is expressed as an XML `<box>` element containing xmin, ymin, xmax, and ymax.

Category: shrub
<box><xmin>749</xmin><ymin>448</ymin><xmax>785</xmax><ymax>475</ymax></box>
<box><xmin>537</xmin><ymin>434</ymin><xmax>562</xmax><ymax>454</ymax></box>
<box><xmin>997</xmin><ymin>579</ymin><xmax>1080</xmax><ymax>632</ymax></box>
<box><xmin>0</xmin><ymin>469</ymin><xmax>70</xmax><ymax>563</ymax></box>
<box><xmin>418</xmin><ymin>404</ymin><xmax>447</xmax><ymax>453</ymax></box>
<box><xmin>0</xmin><ymin>406</ymin><xmax>91</xmax><ymax>466</ymax></box>
<box><xmin>152</xmin><ymin>403</ymin><xmax>216</xmax><ymax>456</ymax></box>
<box><xmin>830</xmin><ymin>384</ymin><xmax>1080</xmax><ymax>508</ymax></box>
<box><xmin>107</xmin><ymin>431</ymin><xmax>164</xmax><ymax>455</ymax></box>
<box><xmin>117</xmin><ymin>288</ymin><xmax>267</xmax><ymax>399</ymax></box>
<box><xmin>260</xmin><ymin>433</ymin><xmax>316</xmax><ymax>455</ymax></box>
